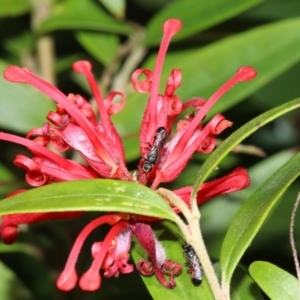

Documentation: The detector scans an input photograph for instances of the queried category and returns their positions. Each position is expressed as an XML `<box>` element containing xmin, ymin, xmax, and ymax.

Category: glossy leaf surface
<box><xmin>38</xmin><ymin>0</ymin><xmax>132</xmax><ymax>35</ymax></box>
<box><xmin>145</xmin><ymin>0</ymin><xmax>262</xmax><ymax>45</ymax></box>
<box><xmin>220</xmin><ymin>151</ymin><xmax>300</xmax><ymax>288</ymax></box>
<box><xmin>0</xmin><ymin>179</ymin><xmax>176</xmax><ymax>222</ymax></box>
<box><xmin>249</xmin><ymin>261</ymin><xmax>299</xmax><ymax>300</ymax></box>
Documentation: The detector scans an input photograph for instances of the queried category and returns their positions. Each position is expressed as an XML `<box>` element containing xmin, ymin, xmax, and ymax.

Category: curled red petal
<box><xmin>104</xmin><ymin>91</ymin><xmax>126</xmax><ymax>115</ymax></box>
<box><xmin>165</xmin><ymin>68</ymin><xmax>182</xmax><ymax>96</ymax></box>
<box><xmin>154</xmin><ymin>268</ymin><xmax>176</xmax><ymax>289</ymax></box>
<box><xmin>197</xmin><ymin>135</ymin><xmax>215</xmax><ymax>154</ymax></box>
<box><xmin>161</xmin><ymin>259</ymin><xmax>182</xmax><ymax>276</ymax></box>
<box><xmin>136</xmin><ymin>260</ymin><xmax>155</xmax><ymax>276</ymax></box>
<box><xmin>168</xmin><ymin>94</ymin><xmax>182</xmax><ymax>117</ymax></box>
<box><xmin>46</xmin><ymin>111</ymin><xmax>64</xmax><ymax>126</ymax></box>
<box><xmin>206</xmin><ymin>114</ymin><xmax>232</xmax><ymax>135</ymax></box>
<box><xmin>103</xmin><ymin>261</ymin><xmax>118</xmax><ymax>278</ymax></box>
<box><xmin>182</xmin><ymin>97</ymin><xmax>207</xmax><ymax>111</ymax></box>
<box><xmin>13</xmin><ymin>155</ymin><xmax>47</xmax><ymax>186</ymax></box>
<box><xmin>117</xmin><ymin>256</ymin><xmax>134</xmax><ymax>274</ymax></box>
<box><xmin>131</xmin><ymin>69</ymin><xmax>153</xmax><ymax>93</ymax></box>
<box><xmin>14</xmin><ymin>155</ymin><xmax>40</xmax><ymax>172</ymax></box>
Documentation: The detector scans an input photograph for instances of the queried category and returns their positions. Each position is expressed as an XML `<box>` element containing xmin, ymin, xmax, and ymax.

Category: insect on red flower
<box><xmin>142</xmin><ymin>127</ymin><xmax>168</xmax><ymax>173</ymax></box>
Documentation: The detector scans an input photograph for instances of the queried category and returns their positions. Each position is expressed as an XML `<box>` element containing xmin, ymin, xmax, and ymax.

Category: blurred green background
<box><xmin>1</xmin><ymin>0</ymin><xmax>300</xmax><ymax>299</ymax></box>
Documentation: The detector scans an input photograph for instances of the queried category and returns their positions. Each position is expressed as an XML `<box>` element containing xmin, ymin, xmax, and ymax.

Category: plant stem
<box><xmin>157</xmin><ymin>188</ymin><xmax>193</xmax><ymax>221</ymax></box>
<box><xmin>189</xmin><ymin>218</ymin><xmax>226</xmax><ymax>300</ymax></box>
<box><xmin>31</xmin><ymin>0</ymin><xmax>56</xmax><ymax>84</ymax></box>
<box><xmin>37</xmin><ymin>36</ymin><xmax>56</xmax><ymax>85</ymax></box>
<box><xmin>290</xmin><ymin>192</ymin><xmax>300</xmax><ymax>300</ymax></box>
<box><xmin>158</xmin><ymin>188</ymin><xmax>226</xmax><ymax>300</ymax></box>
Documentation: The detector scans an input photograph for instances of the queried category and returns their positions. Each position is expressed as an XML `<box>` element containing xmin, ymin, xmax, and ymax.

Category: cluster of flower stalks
<box><xmin>0</xmin><ymin>19</ymin><xmax>255</xmax><ymax>291</ymax></box>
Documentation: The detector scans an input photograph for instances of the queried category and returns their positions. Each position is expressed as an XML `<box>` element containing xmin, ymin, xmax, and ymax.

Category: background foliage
<box><xmin>1</xmin><ymin>0</ymin><xmax>300</xmax><ymax>299</ymax></box>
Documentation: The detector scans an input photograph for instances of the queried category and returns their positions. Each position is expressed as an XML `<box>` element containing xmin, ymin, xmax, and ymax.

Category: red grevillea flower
<box><xmin>132</xmin><ymin>19</ymin><xmax>256</xmax><ymax>188</ymax></box>
<box><xmin>57</xmin><ymin>214</ymin><xmax>181</xmax><ymax>291</ymax></box>
<box><xmin>0</xmin><ymin>18</ymin><xmax>256</xmax><ymax>291</ymax></box>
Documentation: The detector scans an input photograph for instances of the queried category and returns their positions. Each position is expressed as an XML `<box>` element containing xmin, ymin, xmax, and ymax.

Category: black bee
<box><xmin>142</xmin><ymin>127</ymin><xmax>167</xmax><ymax>173</ymax></box>
<box><xmin>182</xmin><ymin>242</ymin><xmax>202</xmax><ymax>286</ymax></box>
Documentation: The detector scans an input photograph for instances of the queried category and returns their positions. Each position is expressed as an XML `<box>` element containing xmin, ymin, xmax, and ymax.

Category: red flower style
<box><xmin>0</xmin><ymin>18</ymin><xmax>256</xmax><ymax>291</ymax></box>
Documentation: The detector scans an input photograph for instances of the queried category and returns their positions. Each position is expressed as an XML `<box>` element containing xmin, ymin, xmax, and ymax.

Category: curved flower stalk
<box><xmin>0</xmin><ymin>18</ymin><xmax>256</xmax><ymax>292</ymax></box>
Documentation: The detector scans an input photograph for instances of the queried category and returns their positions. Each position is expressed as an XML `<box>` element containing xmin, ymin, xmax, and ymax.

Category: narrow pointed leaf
<box><xmin>0</xmin><ymin>179</ymin><xmax>176</xmax><ymax>221</ymax></box>
<box><xmin>38</xmin><ymin>0</ymin><xmax>132</xmax><ymax>35</ymax></box>
<box><xmin>75</xmin><ymin>31</ymin><xmax>119</xmax><ymax>65</ymax></box>
<box><xmin>99</xmin><ymin>0</ymin><xmax>125</xmax><ymax>19</ymax></box>
<box><xmin>0</xmin><ymin>61</ymin><xmax>55</xmax><ymax>133</ymax></box>
<box><xmin>231</xmin><ymin>266</ymin><xmax>265</xmax><ymax>300</ymax></box>
<box><xmin>0</xmin><ymin>260</ymin><xmax>32</xmax><ymax>300</ymax></box>
<box><xmin>249</xmin><ymin>261</ymin><xmax>299</xmax><ymax>300</ymax></box>
<box><xmin>192</xmin><ymin>97</ymin><xmax>300</xmax><ymax>198</ymax></box>
<box><xmin>0</xmin><ymin>0</ymin><xmax>30</xmax><ymax>16</ymax></box>
<box><xmin>220</xmin><ymin>151</ymin><xmax>300</xmax><ymax>288</ymax></box>
<box><xmin>145</xmin><ymin>0</ymin><xmax>262</xmax><ymax>45</ymax></box>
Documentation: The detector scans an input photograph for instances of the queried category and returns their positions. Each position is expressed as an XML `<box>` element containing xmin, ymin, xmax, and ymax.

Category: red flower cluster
<box><xmin>0</xmin><ymin>19</ymin><xmax>255</xmax><ymax>291</ymax></box>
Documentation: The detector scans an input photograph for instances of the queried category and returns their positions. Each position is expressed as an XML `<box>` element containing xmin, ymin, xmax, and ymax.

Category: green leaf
<box><xmin>0</xmin><ymin>243</ymin><xmax>36</xmax><ymax>255</ymax></box>
<box><xmin>0</xmin><ymin>260</ymin><xmax>32</xmax><ymax>300</ymax></box>
<box><xmin>1</xmin><ymin>251</ymin><xmax>54</xmax><ymax>300</ymax></box>
<box><xmin>200</xmin><ymin>150</ymin><xmax>295</xmax><ymax>259</ymax></box>
<box><xmin>244</xmin><ymin>150</ymin><xmax>297</xmax><ymax>197</ymax></box>
<box><xmin>0</xmin><ymin>163</ymin><xmax>21</xmax><ymax>198</ymax></box>
<box><xmin>220</xmin><ymin>151</ymin><xmax>300</xmax><ymax>289</ymax></box>
<box><xmin>38</xmin><ymin>0</ymin><xmax>132</xmax><ymax>35</ymax></box>
<box><xmin>123</xmin><ymin>135</ymin><xmax>140</xmax><ymax>162</ymax></box>
<box><xmin>75</xmin><ymin>31</ymin><xmax>119</xmax><ymax>65</ymax></box>
<box><xmin>231</xmin><ymin>266</ymin><xmax>265</xmax><ymax>300</ymax></box>
<box><xmin>242</xmin><ymin>0</ymin><xmax>300</xmax><ymax>20</ymax></box>
<box><xmin>0</xmin><ymin>0</ymin><xmax>31</xmax><ymax>16</ymax></box>
<box><xmin>0</xmin><ymin>60</ymin><xmax>55</xmax><ymax>133</ymax></box>
<box><xmin>3</xmin><ymin>31</ymin><xmax>33</xmax><ymax>57</ymax></box>
<box><xmin>99</xmin><ymin>0</ymin><xmax>126</xmax><ymax>19</ymax></box>
<box><xmin>145</xmin><ymin>0</ymin><xmax>262</xmax><ymax>45</ymax></box>
<box><xmin>0</xmin><ymin>179</ymin><xmax>176</xmax><ymax>221</ymax></box>
<box><xmin>249</xmin><ymin>261</ymin><xmax>299</xmax><ymax>300</ymax></box>
<box><xmin>192</xmin><ymin>97</ymin><xmax>300</xmax><ymax>197</ymax></box>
